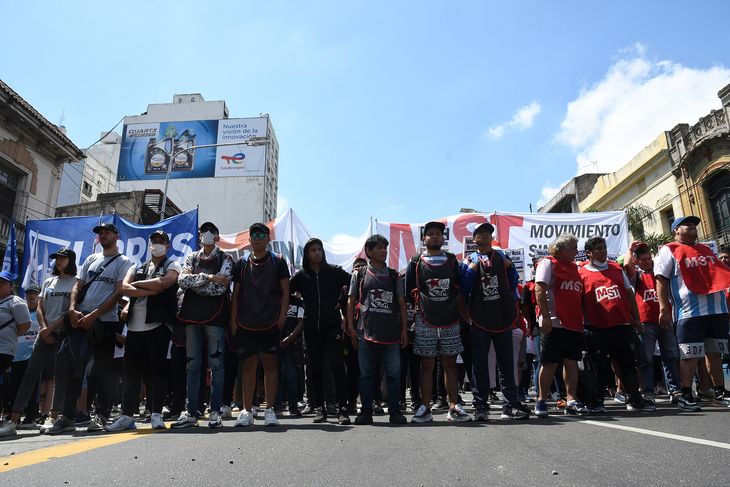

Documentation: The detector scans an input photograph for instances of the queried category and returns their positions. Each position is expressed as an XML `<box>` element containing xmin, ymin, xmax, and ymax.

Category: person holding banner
<box><xmin>579</xmin><ymin>237</ymin><xmax>654</xmax><ymax>413</ymax></box>
<box><xmin>47</xmin><ymin>223</ymin><xmax>132</xmax><ymax>435</ymax></box>
<box><xmin>105</xmin><ymin>230</ymin><xmax>181</xmax><ymax>432</ymax></box>
<box><xmin>461</xmin><ymin>222</ymin><xmax>530</xmax><ymax>421</ymax></box>
<box><xmin>173</xmin><ymin>221</ymin><xmax>233</xmax><ymax>429</ymax></box>
<box><xmin>229</xmin><ymin>223</ymin><xmax>290</xmax><ymax>427</ymax></box>
<box><xmin>533</xmin><ymin>234</ymin><xmax>584</xmax><ymax>418</ymax></box>
<box><xmin>406</xmin><ymin>221</ymin><xmax>471</xmax><ymax>423</ymax></box>
<box><xmin>290</xmin><ymin>238</ymin><xmax>353</xmax><ymax>425</ymax></box>
<box><xmin>655</xmin><ymin>216</ymin><xmax>730</xmax><ymax>410</ymax></box>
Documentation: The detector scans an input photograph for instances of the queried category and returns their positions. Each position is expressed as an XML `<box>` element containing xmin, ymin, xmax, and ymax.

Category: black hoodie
<box><xmin>290</xmin><ymin>238</ymin><xmax>352</xmax><ymax>332</ymax></box>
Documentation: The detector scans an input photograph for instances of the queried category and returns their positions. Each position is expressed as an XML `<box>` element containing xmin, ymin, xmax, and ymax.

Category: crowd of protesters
<box><xmin>0</xmin><ymin>214</ymin><xmax>728</xmax><ymax>437</ymax></box>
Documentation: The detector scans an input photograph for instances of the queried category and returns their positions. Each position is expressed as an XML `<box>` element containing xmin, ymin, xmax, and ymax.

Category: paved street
<box><xmin>1</xmin><ymin>396</ymin><xmax>728</xmax><ymax>486</ymax></box>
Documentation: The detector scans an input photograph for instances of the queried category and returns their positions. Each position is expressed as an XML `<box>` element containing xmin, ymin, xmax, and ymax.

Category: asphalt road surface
<box><xmin>2</xmin><ymin>394</ymin><xmax>729</xmax><ymax>486</ymax></box>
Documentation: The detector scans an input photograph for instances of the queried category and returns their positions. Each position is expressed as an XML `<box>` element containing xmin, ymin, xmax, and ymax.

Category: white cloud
<box><xmin>276</xmin><ymin>195</ymin><xmax>290</xmax><ymax>217</ymax></box>
<box><xmin>537</xmin><ymin>180</ymin><xmax>567</xmax><ymax>208</ymax></box>
<box><xmin>488</xmin><ymin>101</ymin><xmax>542</xmax><ymax>139</ymax></box>
<box><xmin>557</xmin><ymin>43</ymin><xmax>730</xmax><ymax>173</ymax></box>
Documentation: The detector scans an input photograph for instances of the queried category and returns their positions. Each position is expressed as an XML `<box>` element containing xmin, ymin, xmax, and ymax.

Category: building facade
<box><xmin>0</xmin><ymin>79</ymin><xmax>83</xmax><ymax>255</ymax></box>
<box><xmin>57</xmin><ymin>131</ymin><xmax>122</xmax><ymax>206</ymax></box>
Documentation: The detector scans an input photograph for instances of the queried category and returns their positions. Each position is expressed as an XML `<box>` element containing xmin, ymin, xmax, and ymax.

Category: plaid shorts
<box><xmin>413</xmin><ymin>314</ymin><xmax>463</xmax><ymax>358</ymax></box>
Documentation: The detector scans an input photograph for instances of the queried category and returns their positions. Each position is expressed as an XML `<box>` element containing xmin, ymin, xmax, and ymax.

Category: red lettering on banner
<box><xmin>389</xmin><ymin>223</ymin><xmax>417</xmax><ymax>268</ymax></box>
<box><xmin>492</xmin><ymin>214</ymin><xmax>524</xmax><ymax>249</ymax></box>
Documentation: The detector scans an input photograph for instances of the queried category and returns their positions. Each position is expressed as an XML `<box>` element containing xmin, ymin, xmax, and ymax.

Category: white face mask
<box><xmin>591</xmin><ymin>259</ymin><xmax>607</xmax><ymax>267</ymax></box>
<box><xmin>149</xmin><ymin>244</ymin><xmax>167</xmax><ymax>257</ymax></box>
<box><xmin>201</xmin><ymin>231</ymin><xmax>216</xmax><ymax>246</ymax></box>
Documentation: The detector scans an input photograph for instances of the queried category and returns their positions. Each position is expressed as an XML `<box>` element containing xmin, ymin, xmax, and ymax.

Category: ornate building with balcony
<box><xmin>0</xmin><ymin>79</ymin><xmax>84</xmax><ymax>257</ymax></box>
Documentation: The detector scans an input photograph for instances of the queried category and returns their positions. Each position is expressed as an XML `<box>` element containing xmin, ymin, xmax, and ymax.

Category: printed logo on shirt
<box><xmin>559</xmin><ymin>280</ymin><xmax>582</xmax><ymax>292</ymax></box>
<box><xmin>642</xmin><ymin>289</ymin><xmax>658</xmax><ymax>303</ymax></box>
<box><xmin>426</xmin><ymin>278</ymin><xmax>450</xmax><ymax>299</ymax></box>
<box><xmin>367</xmin><ymin>289</ymin><xmax>394</xmax><ymax>314</ymax></box>
<box><xmin>684</xmin><ymin>255</ymin><xmax>718</xmax><ymax>268</ymax></box>
<box><xmin>595</xmin><ymin>285</ymin><xmax>621</xmax><ymax>302</ymax></box>
<box><xmin>480</xmin><ymin>275</ymin><xmax>500</xmax><ymax>301</ymax></box>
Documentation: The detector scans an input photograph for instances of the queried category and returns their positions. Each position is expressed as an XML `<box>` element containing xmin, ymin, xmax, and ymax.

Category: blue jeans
<box><xmin>276</xmin><ymin>348</ymin><xmax>299</xmax><ymax>409</ymax></box>
<box><xmin>358</xmin><ymin>336</ymin><xmax>401</xmax><ymax>413</ymax></box>
<box><xmin>185</xmin><ymin>325</ymin><xmax>225</xmax><ymax>415</ymax></box>
<box><xmin>639</xmin><ymin>322</ymin><xmax>680</xmax><ymax>394</ymax></box>
<box><xmin>532</xmin><ymin>333</ymin><xmax>541</xmax><ymax>392</ymax></box>
<box><xmin>471</xmin><ymin>326</ymin><xmax>519</xmax><ymax>408</ymax></box>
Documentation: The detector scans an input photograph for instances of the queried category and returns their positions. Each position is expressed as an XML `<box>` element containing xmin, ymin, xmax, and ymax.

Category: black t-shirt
<box><xmin>283</xmin><ymin>295</ymin><xmax>305</xmax><ymax>336</ymax></box>
<box><xmin>232</xmin><ymin>252</ymin><xmax>291</xmax><ymax>330</ymax></box>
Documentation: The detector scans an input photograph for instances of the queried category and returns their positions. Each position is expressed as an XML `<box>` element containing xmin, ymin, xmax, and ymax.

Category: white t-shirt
<box><xmin>126</xmin><ymin>259</ymin><xmax>182</xmax><ymax>332</ymax></box>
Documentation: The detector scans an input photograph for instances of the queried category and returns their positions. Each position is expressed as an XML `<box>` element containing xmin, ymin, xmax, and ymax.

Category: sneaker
<box><xmin>590</xmin><ymin>402</ymin><xmax>607</xmax><ymax>414</ymax></box>
<box><xmin>372</xmin><ymin>401</ymin><xmax>385</xmax><ymax>415</ymax></box>
<box><xmin>447</xmin><ymin>404</ymin><xmax>473</xmax><ymax>422</ymax></box>
<box><xmin>312</xmin><ymin>408</ymin><xmax>327</xmax><ymax>423</ymax></box>
<box><xmin>264</xmin><ymin>408</ymin><xmax>279</xmax><ymax>426</ymax></box>
<box><xmin>338</xmin><ymin>410</ymin><xmax>351</xmax><ymax>425</ymax></box>
<box><xmin>613</xmin><ymin>391</ymin><xmax>627</xmax><ymax>404</ymax></box>
<box><xmin>411</xmin><ymin>404</ymin><xmax>433</xmax><ymax>423</ymax></box>
<box><xmin>87</xmin><ymin>414</ymin><xmax>106</xmax><ymax>432</ymax></box>
<box><xmin>39</xmin><ymin>416</ymin><xmax>57</xmax><ymax>434</ymax></box>
<box><xmin>74</xmin><ymin>412</ymin><xmax>91</xmax><ymax>426</ymax></box>
<box><xmin>35</xmin><ymin>413</ymin><xmax>48</xmax><ymax>426</ymax></box>
<box><xmin>432</xmin><ymin>398</ymin><xmax>448</xmax><ymax>411</ymax></box>
<box><xmin>534</xmin><ymin>399</ymin><xmax>548</xmax><ymax>418</ymax></box>
<box><xmin>409</xmin><ymin>401</ymin><xmax>421</xmax><ymax>413</ymax></box>
<box><xmin>564</xmin><ymin>400</ymin><xmax>590</xmax><ymax>415</ymax></box>
<box><xmin>150</xmin><ymin>413</ymin><xmax>166</xmax><ymax>430</ymax></box>
<box><xmin>642</xmin><ymin>392</ymin><xmax>655</xmax><ymax>403</ymax></box>
<box><xmin>208</xmin><ymin>411</ymin><xmax>222</xmax><ymax>429</ymax></box>
<box><xmin>289</xmin><ymin>406</ymin><xmax>302</xmax><ymax>417</ymax></box>
<box><xmin>301</xmin><ymin>404</ymin><xmax>315</xmax><ymax>415</ymax></box>
<box><xmin>501</xmin><ymin>404</ymin><xmax>531</xmax><ymax>420</ymax></box>
<box><xmin>669</xmin><ymin>391</ymin><xmax>682</xmax><ymax>405</ymax></box>
<box><xmin>171</xmin><ymin>411</ymin><xmax>199</xmax><ymax>429</ymax></box>
<box><xmin>474</xmin><ymin>407</ymin><xmax>489</xmax><ymax>422</ymax></box>
<box><xmin>697</xmin><ymin>388</ymin><xmax>715</xmax><ymax>402</ymax></box>
<box><xmin>389</xmin><ymin>411</ymin><xmax>407</xmax><ymax>425</ymax></box>
<box><xmin>104</xmin><ymin>414</ymin><xmax>136</xmax><ymax>432</ymax></box>
<box><xmin>713</xmin><ymin>390</ymin><xmax>730</xmax><ymax>407</ymax></box>
<box><xmin>234</xmin><ymin>410</ymin><xmax>254</xmax><ymax>427</ymax></box>
<box><xmin>162</xmin><ymin>409</ymin><xmax>179</xmax><ymax>421</ymax></box>
<box><xmin>0</xmin><ymin>421</ymin><xmax>17</xmax><ymax>438</ymax></box>
<box><xmin>677</xmin><ymin>393</ymin><xmax>701</xmax><ymax>412</ymax></box>
<box><xmin>627</xmin><ymin>398</ymin><xmax>656</xmax><ymax>412</ymax></box>
<box><xmin>355</xmin><ymin>410</ymin><xmax>373</xmax><ymax>425</ymax></box>
<box><xmin>19</xmin><ymin>415</ymin><xmax>39</xmax><ymax>429</ymax></box>
<box><xmin>46</xmin><ymin>416</ymin><xmax>76</xmax><ymax>435</ymax></box>
<box><xmin>220</xmin><ymin>405</ymin><xmax>233</xmax><ymax>419</ymax></box>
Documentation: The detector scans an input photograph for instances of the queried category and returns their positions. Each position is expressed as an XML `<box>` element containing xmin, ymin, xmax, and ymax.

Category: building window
<box><xmin>660</xmin><ymin>207</ymin><xmax>675</xmax><ymax>234</ymax></box>
<box><xmin>82</xmin><ymin>181</ymin><xmax>93</xmax><ymax>197</ymax></box>
<box><xmin>706</xmin><ymin>170</ymin><xmax>730</xmax><ymax>233</ymax></box>
<box><xmin>0</xmin><ymin>160</ymin><xmax>21</xmax><ymax>221</ymax></box>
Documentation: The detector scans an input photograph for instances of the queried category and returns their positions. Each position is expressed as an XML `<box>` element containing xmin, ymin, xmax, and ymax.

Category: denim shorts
<box><xmin>413</xmin><ymin>315</ymin><xmax>463</xmax><ymax>358</ymax></box>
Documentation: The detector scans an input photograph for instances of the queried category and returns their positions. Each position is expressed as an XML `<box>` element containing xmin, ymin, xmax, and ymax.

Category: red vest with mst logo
<box><xmin>665</xmin><ymin>242</ymin><xmax>730</xmax><ymax>295</ymax></box>
<box><xmin>634</xmin><ymin>270</ymin><xmax>660</xmax><ymax>324</ymax></box>
<box><xmin>546</xmin><ymin>256</ymin><xmax>584</xmax><ymax>332</ymax></box>
<box><xmin>579</xmin><ymin>261</ymin><xmax>631</xmax><ymax>329</ymax></box>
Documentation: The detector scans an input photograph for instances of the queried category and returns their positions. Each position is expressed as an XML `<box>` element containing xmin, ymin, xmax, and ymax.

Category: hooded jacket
<box><xmin>290</xmin><ymin>238</ymin><xmax>352</xmax><ymax>332</ymax></box>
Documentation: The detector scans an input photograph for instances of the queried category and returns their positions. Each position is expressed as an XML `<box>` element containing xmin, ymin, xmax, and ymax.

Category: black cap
<box><xmin>93</xmin><ymin>223</ymin><xmax>119</xmax><ymax>234</ymax></box>
<box><xmin>472</xmin><ymin>222</ymin><xmax>495</xmax><ymax>237</ymax></box>
<box><xmin>149</xmin><ymin>230</ymin><xmax>170</xmax><ymax>243</ymax></box>
<box><xmin>50</xmin><ymin>247</ymin><xmax>76</xmax><ymax>260</ymax></box>
<box><xmin>200</xmin><ymin>221</ymin><xmax>219</xmax><ymax>235</ymax></box>
<box><xmin>25</xmin><ymin>284</ymin><xmax>41</xmax><ymax>294</ymax></box>
<box><xmin>423</xmin><ymin>221</ymin><xmax>446</xmax><ymax>234</ymax></box>
<box><xmin>249</xmin><ymin>222</ymin><xmax>270</xmax><ymax>235</ymax></box>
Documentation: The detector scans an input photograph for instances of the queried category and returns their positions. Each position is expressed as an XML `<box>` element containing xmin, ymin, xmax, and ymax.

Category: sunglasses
<box><xmin>251</xmin><ymin>232</ymin><xmax>269</xmax><ymax>240</ymax></box>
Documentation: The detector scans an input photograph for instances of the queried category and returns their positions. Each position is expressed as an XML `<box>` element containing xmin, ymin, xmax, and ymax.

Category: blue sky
<box><xmin>2</xmin><ymin>1</ymin><xmax>729</xmax><ymax>243</ymax></box>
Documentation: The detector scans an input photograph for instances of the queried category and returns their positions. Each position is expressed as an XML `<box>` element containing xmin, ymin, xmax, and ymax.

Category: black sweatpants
<box><xmin>303</xmin><ymin>327</ymin><xmax>347</xmax><ymax>410</ymax></box>
<box><xmin>585</xmin><ymin>325</ymin><xmax>641</xmax><ymax>404</ymax></box>
<box><xmin>121</xmin><ymin>325</ymin><xmax>171</xmax><ymax>416</ymax></box>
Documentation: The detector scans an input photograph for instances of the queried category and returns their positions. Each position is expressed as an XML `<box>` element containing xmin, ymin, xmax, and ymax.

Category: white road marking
<box><xmin>579</xmin><ymin>420</ymin><xmax>730</xmax><ymax>450</ymax></box>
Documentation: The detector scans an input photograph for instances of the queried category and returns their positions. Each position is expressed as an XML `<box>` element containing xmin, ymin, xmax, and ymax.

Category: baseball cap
<box><xmin>149</xmin><ymin>230</ymin><xmax>170</xmax><ymax>243</ymax></box>
<box><xmin>25</xmin><ymin>284</ymin><xmax>41</xmax><ymax>294</ymax></box>
<box><xmin>93</xmin><ymin>222</ymin><xmax>119</xmax><ymax>234</ymax></box>
<box><xmin>249</xmin><ymin>223</ymin><xmax>270</xmax><ymax>235</ymax></box>
<box><xmin>671</xmin><ymin>215</ymin><xmax>700</xmax><ymax>232</ymax></box>
<box><xmin>200</xmin><ymin>221</ymin><xmax>219</xmax><ymax>235</ymax></box>
<box><xmin>50</xmin><ymin>247</ymin><xmax>76</xmax><ymax>260</ymax></box>
<box><xmin>423</xmin><ymin>221</ymin><xmax>446</xmax><ymax>234</ymax></box>
<box><xmin>0</xmin><ymin>271</ymin><xmax>14</xmax><ymax>282</ymax></box>
<box><xmin>472</xmin><ymin>222</ymin><xmax>495</xmax><ymax>237</ymax></box>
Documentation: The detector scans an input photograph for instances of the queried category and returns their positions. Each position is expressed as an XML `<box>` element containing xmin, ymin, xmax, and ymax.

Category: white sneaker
<box><xmin>0</xmin><ymin>421</ymin><xmax>17</xmax><ymax>438</ymax></box>
<box><xmin>264</xmin><ymin>408</ymin><xmax>279</xmax><ymax>426</ymax></box>
<box><xmin>234</xmin><ymin>410</ymin><xmax>254</xmax><ymax>427</ymax></box>
<box><xmin>39</xmin><ymin>417</ymin><xmax>57</xmax><ymax>434</ymax></box>
<box><xmin>171</xmin><ymin>411</ymin><xmax>199</xmax><ymax>429</ymax></box>
<box><xmin>447</xmin><ymin>404</ymin><xmax>473</xmax><ymax>422</ymax></box>
<box><xmin>104</xmin><ymin>415</ymin><xmax>136</xmax><ymax>432</ymax></box>
<box><xmin>220</xmin><ymin>405</ymin><xmax>233</xmax><ymax>419</ymax></box>
<box><xmin>411</xmin><ymin>404</ymin><xmax>433</xmax><ymax>423</ymax></box>
<box><xmin>150</xmin><ymin>413</ymin><xmax>165</xmax><ymax>430</ymax></box>
<box><xmin>208</xmin><ymin>411</ymin><xmax>222</xmax><ymax>429</ymax></box>
<box><xmin>87</xmin><ymin>414</ymin><xmax>107</xmax><ymax>432</ymax></box>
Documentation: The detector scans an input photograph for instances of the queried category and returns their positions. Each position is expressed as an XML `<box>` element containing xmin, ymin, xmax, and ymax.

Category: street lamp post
<box><xmin>159</xmin><ymin>136</ymin><xmax>269</xmax><ymax>219</ymax></box>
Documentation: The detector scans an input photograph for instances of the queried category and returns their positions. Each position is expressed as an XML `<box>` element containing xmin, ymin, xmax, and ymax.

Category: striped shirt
<box><xmin>654</xmin><ymin>245</ymin><xmax>728</xmax><ymax>321</ymax></box>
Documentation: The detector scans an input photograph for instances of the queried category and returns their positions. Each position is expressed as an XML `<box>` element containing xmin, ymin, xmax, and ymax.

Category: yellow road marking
<box><xmin>0</xmin><ymin>428</ymin><xmax>158</xmax><ymax>473</ymax></box>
